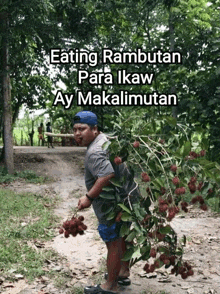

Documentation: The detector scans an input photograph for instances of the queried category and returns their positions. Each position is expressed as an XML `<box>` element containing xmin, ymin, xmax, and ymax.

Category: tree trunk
<box><xmin>0</xmin><ymin>12</ymin><xmax>14</xmax><ymax>174</ymax></box>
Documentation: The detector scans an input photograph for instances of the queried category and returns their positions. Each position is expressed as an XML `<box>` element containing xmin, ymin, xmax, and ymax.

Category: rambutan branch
<box><xmin>139</xmin><ymin>137</ymin><xmax>173</xmax><ymax>198</ymax></box>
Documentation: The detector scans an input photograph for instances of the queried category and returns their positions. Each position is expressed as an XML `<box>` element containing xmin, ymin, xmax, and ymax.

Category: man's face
<box><xmin>73</xmin><ymin>123</ymin><xmax>97</xmax><ymax>147</ymax></box>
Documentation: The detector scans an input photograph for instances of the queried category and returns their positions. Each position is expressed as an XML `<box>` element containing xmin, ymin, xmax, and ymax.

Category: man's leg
<box><xmin>118</xmin><ymin>237</ymin><xmax>130</xmax><ymax>278</ymax></box>
<box><xmin>101</xmin><ymin>238</ymin><xmax>123</xmax><ymax>292</ymax></box>
<box><xmin>101</xmin><ymin>236</ymin><xmax>130</xmax><ymax>292</ymax></box>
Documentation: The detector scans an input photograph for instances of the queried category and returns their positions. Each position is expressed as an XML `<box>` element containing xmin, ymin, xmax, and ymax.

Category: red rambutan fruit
<box><xmin>142</xmin><ymin>172</ymin><xmax>151</xmax><ymax>182</ymax></box>
<box><xmin>174</xmin><ymin>206</ymin><xmax>180</xmax><ymax>213</ymax></box>
<box><xmin>169</xmin><ymin>256</ymin><xmax>176</xmax><ymax>265</ymax></box>
<box><xmin>181</xmin><ymin>202</ymin><xmax>188</xmax><ymax>208</ymax></box>
<box><xmin>190</xmin><ymin>177</ymin><xmax>197</xmax><ymax>184</ymax></box>
<box><xmin>200</xmin><ymin>204</ymin><xmax>208</xmax><ymax>211</ymax></box>
<box><xmin>191</xmin><ymin>196</ymin><xmax>198</xmax><ymax>204</ymax></box>
<box><xmin>159</xmin><ymin>254</ymin><xmax>167</xmax><ymax>262</ymax></box>
<box><xmin>150</xmin><ymin>248</ymin><xmax>157</xmax><ymax>258</ymax></box>
<box><xmin>149</xmin><ymin>265</ymin><xmax>155</xmax><ymax>273</ymax></box>
<box><xmin>197</xmin><ymin>182</ymin><xmax>203</xmax><ymax>191</ymax></box>
<box><xmin>164</xmin><ymin>259</ymin><xmax>170</xmax><ymax>265</ymax></box>
<box><xmin>189</xmin><ymin>151</ymin><xmax>198</xmax><ymax>159</ymax></box>
<box><xmin>114</xmin><ymin>156</ymin><xmax>122</xmax><ymax>165</ymax></box>
<box><xmin>172</xmin><ymin>177</ymin><xmax>180</xmax><ymax>186</ymax></box>
<box><xmin>81</xmin><ymin>224</ymin><xmax>87</xmax><ymax>230</ymax></box>
<box><xmin>64</xmin><ymin>231</ymin><xmax>70</xmax><ymax>238</ymax></box>
<box><xmin>200</xmin><ymin>150</ymin><xmax>206</xmax><ymax>157</ymax></box>
<box><xmin>199</xmin><ymin>198</ymin><xmax>205</xmax><ymax>205</ymax></box>
<box><xmin>180</xmin><ymin>187</ymin><xmax>186</xmax><ymax>194</ymax></box>
<box><xmin>160</xmin><ymin>187</ymin><xmax>166</xmax><ymax>195</ymax></box>
<box><xmin>188</xmin><ymin>183</ymin><xmax>196</xmax><ymax>194</ymax></box>
<box><xmin>159</xmin><ymin>204</ymin><xmax>168</xmax><ymax>213</ymax></box>
<box><xmin>78</xmin><ymin>215</ymin><xmax>84</xmax><ymax>221</ymax></box>
<box><xmin>148</xmin><ymin>232</ymin><xmax>153</xmax><ymax>238</ymax></box>
<box><xmin>70</xmin><ymin>221</ymin><xmax>77</xmax><ymax>229</ymax></box>
<box><xmin>63</xmin><ymin>221</ymin><xmax>70</xmax><ymax>230</ymax></box>
<box><xmin>143</xmin><ymin>263</ymin><xmax>149</xmax><ymax>271</ymax></box>
<box><xmin>158</xmin><ymin>198</ymin><xmax>167</xmax><ymax>205</ymax></box>
<box><xmin>181</xmin><ymin>272</ymin><xmax>188</xmax><ymax>279</ymax></box>
<box><xmin>208</xmin><ymin>188</ymin><xmax>213</xmax><ymax>195</ymax></box>
<box><xmin>59</xmin><ymin>228</ymin><xmax>64</xmax><ymax>234</ymax></box>
<box><xmin>170</xmin><ymin>165</ymin><xmax>177</xmax><ymax>172</ymax></box>
<box><xmin>133</xmin><ymin>141</ymin><xmax>140</xmax><ymax>148</ymax></box>
<box><xmin>167</xmin><ymin>196</ymin><xmax>173</xmax><ymax>204</ymax></box>
<box><xmin>175</xmin><ymin>188</ymin><xmax>181</xmax><ymax>195</ymax></box>
<box><xmin>156</xmin><ymin>232</ymin><xmax>165</xmax><ymax>241</ymax></box>
<box><xmin>167</xmin><ymin>213</ymin><xmax>175</xmax><ymax>221</ymax></box>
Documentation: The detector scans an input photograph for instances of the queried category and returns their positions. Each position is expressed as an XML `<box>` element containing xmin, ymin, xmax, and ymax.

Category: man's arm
<box><xmin>78</xmin><ymin>173</ymin><xmax>115</xmax><ymax>210</ymax></box>
<box><xmin>87</xmin><ymin>173</ymin><xmax>115</xmax><ymax>199</ymax></box>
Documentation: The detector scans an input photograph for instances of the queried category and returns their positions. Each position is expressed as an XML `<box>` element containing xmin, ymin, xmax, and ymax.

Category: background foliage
<box><xmin>0</xmin><ymin>1</ymin><xmax>219</xmax><ymax>158</ymax></box>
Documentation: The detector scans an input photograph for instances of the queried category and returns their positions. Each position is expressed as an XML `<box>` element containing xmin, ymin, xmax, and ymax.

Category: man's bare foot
<box><xmin>101</xmin><ymin>281</ymin><xmax>118</xmax><ymax>293</ymax></box>
<box><xmin>119</xmin><ymin>266</ymin><xmax>130</xmax><ymax>278</ymax></box>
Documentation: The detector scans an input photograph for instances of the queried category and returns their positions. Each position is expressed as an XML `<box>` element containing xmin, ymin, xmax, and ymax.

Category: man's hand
<box><xmin>78</xmin><ymin>195</ymin><xmax>92</xmax><ymax>210</ymax></box>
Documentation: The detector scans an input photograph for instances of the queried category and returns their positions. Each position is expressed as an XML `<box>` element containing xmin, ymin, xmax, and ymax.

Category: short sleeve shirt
<box><xmin>85</xmin><ymin>133</ymin><xmax>140</xmax><ymax>226</ymax></box>
<box><xmin>85</xmin><ymin>133</ymin><xmax>114</xmax><ymax>191</ymax></box>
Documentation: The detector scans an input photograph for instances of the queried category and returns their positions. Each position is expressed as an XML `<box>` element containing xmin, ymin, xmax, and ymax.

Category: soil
<box><xmin>1</xmin><ymin>146</ymin><xmax>220</xmax><ymax>294</ymax></box>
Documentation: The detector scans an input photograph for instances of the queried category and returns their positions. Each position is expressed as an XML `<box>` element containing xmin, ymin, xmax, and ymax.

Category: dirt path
<box><xmin>1</xmin><ymin>147</ymin><xmax>220</xmax><ymax>294</ymax></box>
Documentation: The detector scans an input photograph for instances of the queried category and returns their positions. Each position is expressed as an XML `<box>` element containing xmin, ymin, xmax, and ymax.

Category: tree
<box><xmin>0</xmin><ymin>0</ymin><xmax>97</xmax><ymax>172</ymax></box>
<box><xmin>0</xmin><ymin>11</ymin><xmax>14</xmax><ymax>173</ymax></box>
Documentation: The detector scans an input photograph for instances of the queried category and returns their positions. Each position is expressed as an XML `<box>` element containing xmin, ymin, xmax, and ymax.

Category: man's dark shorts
<box><xmin>98</xmin><ymin>222</ymin><xmax>131</xmax><ymax>243</ymax></box>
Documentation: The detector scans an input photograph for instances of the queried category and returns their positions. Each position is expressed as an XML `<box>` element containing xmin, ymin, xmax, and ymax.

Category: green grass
<box><xmin>13</xmin><ymin>127</ymin><xmax>39</xmax><ymax>146</ymax></box>
<box><xmin>0</xmin><ymin>188</ymin><xmax>60</xmax><ymax>281</ymax></box>
<box><xmin>67</xmin><ymin>287</ymin><xmax>84</xmax><ymax>294</ymax></box>
<box><xmin>0</xmin><ymin>167</ymin><xmax>50</xmax><ymax>184</ymax></box>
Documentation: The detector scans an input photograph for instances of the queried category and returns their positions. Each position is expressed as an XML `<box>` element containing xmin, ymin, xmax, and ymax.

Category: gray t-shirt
<box><xmin>85</xmin><ymin>133</ymin><xmax>140</xmax><ymax>226</ymax></box>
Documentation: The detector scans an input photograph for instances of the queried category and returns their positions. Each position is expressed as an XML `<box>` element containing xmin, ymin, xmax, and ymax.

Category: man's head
<box><xmin>73</xmin><ymin>111</ymin><xmax>99</xmax><ymax>147</ymax></box>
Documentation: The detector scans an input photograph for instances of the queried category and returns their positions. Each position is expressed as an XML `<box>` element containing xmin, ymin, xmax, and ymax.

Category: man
<box><xmin>46</xmin><ymin>122</ymin><xmax>54</xmax><ymax>148</ymax></box>
<box><xmin>74</xmin><ymin>111</ymin><xmax>140</xmax><ymax>294</ymax></box>
<box><xmin>38</xmin><ymin>122</ymin><xmax>44</xmax><ymax>146</ymax></box>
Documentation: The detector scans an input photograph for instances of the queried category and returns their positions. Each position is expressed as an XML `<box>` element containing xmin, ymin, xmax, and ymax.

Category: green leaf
<box><xmin>132</xmin><ymin>247</ymin><xmax>141</xmax><ymax>259</ymax></box>
<box><xmin>152</xmin><ymin>120</ymin><xmax>156</xmax><ymax>132</ymax></box>
<box><xmin>122</xmin><ymin>248</ymin><xmax>135</xmax><ymax>261</ymax></box>
<box><xmin>101</xmin><ymin>204</ymin><xmax>114</xmax><ymax>214</ymax></box>
<box><xmin>99</xmin><ymin>191</ymin><xmax>115</xmax><ymax>200</ymax></box>
<box><xmin>140</xmin><ymin>245</ymin><xmax>151</xmax><ymax>260</ymax></box>
<box><xmin>106</xmin><ymin>211</ymin><xmax>116</xmax><ymax>220</ymax></box>
<box><xmin>125</xmin><ymin>230</ymin><xmax>137</xmax><ymax>242</ymax></box>
<box><xmin>175</xmin><ymin>249</ymin><xmax>183</xmax><ymax>256</ymax></box>
<box><xmin>158</xmin><ymin>225</ymin><xmax>175</xmax><ymax>235</ymax></box>
<box><xmin>109</xmin><ymin>178</ymin><xmax>123</xmax><ymax>188</ymax></box>
<box><xmin>102</xmin><ymin>186</ymin><xmax>115</xmax><ymax>193</ymax></box>
<box><xmin>166</xmin><ymin>116</ymin><xmax>177</xmax><ymax>126</ymax></box>
<box><xmin>102</xmin><ymin>141</ymin><xmax>111</xmax><ymax>151</ymax></box>
<box><xmin>157</xmin><ymin>246</ymin><xmax>169</xmax><ymax>255</ymax></box>
<box><xmin>121</xmin><ymin>212</ymin><xmax>133</xmax><ymax>221</ymax></box>
<box><xmin>153</xmin><ymin>178</ymin><xmax>164</xmax><ymax>189</ymax></box>
<box><xmin>136</xmin><ymin>235</ymin><xmax>146</xmax><ymax>244</ymax></box>
<box><xmin>182</xmin><ymin>235</ymin><xmax>186</xmax><ymax>246</ymax></box>
<box><xmin>120</xmin><ymin>222</ymin><xmax>131</xmax><ymax>237</ymax></box>
<box><xmin>181</xmin><ymin>141</ymin><xmax>191</xmax><ymax>157</ymax></box>
<box><xmin>134</xmin><ymin>223</ymin><xmax>143</xmax><ymax>234</ymax></box>
<box><xmin>118</xmin><ymin>204</ymin><xmax>131</xmax><ymax>214</ymax></box>
<box><xmin>133</xmin><ymin>203</ymin><xmax>143</xmax><ymax>220</ymax></box>
<box><xmin>161</xmin><ymin>157</ymin><xmax>174</xmax><ymax>162</ymax></box>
